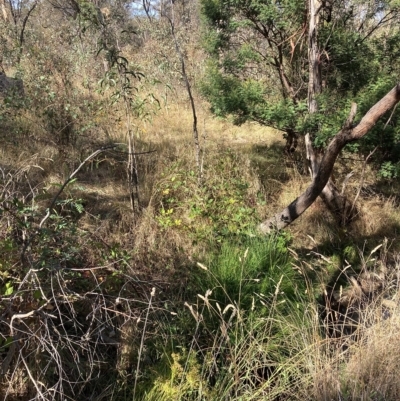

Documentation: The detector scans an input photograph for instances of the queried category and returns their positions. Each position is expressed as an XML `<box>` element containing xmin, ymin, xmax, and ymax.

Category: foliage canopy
<box><xmin>201</xmin><ymin>0</ymin><xmax>400</xmax><ymax>163</ymax></box>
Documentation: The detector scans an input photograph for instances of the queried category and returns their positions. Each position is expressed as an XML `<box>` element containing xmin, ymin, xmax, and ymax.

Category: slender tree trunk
<box><xmin>306</xmin><ymin>0</ymin><xmax>356</xmax><ymax>226</ymax></box>
<box><xmin>17</xmin><ymin>0</ymin><xmax>38</xmax><ymax>63</ymax></box>
<box><xmin>166</xmin><ymin>3</ymin><xmax>203</xmax><ymax>183</ymax></box>
<box><xmin>4</xmin><ymin>0</ymin><xmax>39</xmax><ymax>64</ymax></box>
<box><xmin>308</xmin><ymin>0</ymin><xmax>321</xmax><ymax>114</ymax></box>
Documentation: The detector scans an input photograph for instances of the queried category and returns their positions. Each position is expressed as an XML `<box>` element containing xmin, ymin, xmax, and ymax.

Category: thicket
<box><xmin>0</xmin><ymin>0</ymin><xmax>400</xmax><ymax>400</ymax></box>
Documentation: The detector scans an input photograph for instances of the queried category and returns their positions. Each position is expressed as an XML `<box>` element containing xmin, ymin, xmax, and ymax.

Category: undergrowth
<box><xmin>134</xmin><ymin>238</ymin><xmax>400</xmax><ymax>401</ymax></box>
<box><xmin>135</xmin><ymin>234</ymin><xmax>310</xmax><ymax>401</ymax></box>
<box><xmin>1</xmin><ymin>41</ymin><xmax>400</xmax><ymax>400</ymax></box>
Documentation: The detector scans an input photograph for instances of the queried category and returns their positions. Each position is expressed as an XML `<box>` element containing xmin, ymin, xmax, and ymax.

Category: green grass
<box><xmin>197</xmin><ymin>233</ymin><xmax>302</xmax><ymax>311</ymax></box>
<box><xmin>135</xmin><ymin>234</ymin><xmax>311</xmax><ymax>401</ymax></box>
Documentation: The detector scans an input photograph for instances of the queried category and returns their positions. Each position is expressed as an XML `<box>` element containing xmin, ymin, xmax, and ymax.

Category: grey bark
<box><xmin>306</xmin><ymin>0</ymin><xmax>356</xmax><ymax>226</ymax></box>
<box><xmin>307</xmin><ymin>0</ymin><xmax>321</xmax><ymax>114</ymax></box>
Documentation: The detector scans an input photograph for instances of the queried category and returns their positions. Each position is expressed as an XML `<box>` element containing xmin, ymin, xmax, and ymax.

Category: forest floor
<box><xmin>2</xmin><ymin>98</ymin><xmax>400</xmax><ymax>401</ymax></box>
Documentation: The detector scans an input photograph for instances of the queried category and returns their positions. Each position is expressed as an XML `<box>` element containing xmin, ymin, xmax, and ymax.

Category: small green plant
<box><xmin>156</xmin><ymin>207</ymin><xmax>182</xmax><ymax>229</ymax></box>
<box><xmin>101</xmin><ymin>243</ymin><xmax>132</xmax><ymax>268</ymax></box>
<box><xmin>155</xmin><ymin>149</ymin><xmax>261</xmax><ymax>241</ymax></box>
<box><xmin>1</xmin><ymin>281</ymin><xmax>14</xmax><ymax>296</ymax></box>
<box><xmin>379</xmin><ymin>161</ymin><xmax>400</xmax><ymax>179</ymax></box>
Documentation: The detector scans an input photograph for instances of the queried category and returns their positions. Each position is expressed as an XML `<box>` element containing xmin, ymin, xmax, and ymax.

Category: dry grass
<box><xmin>2</xmin><ymin>6</ymin><xmax>400</xmax><ymax>400</ymax></box>
<box><xmin>257</xmin><ymin>248</ymin><xmax>400</xmax><ymax>401</ymax></box>
<box><xmin>283</xmin><ymin>155</ymin><xmax>400</xmax><ymax>253</ymax></box>
<box><xmin>356</xmin><ymin>198</ymin><xmax>400</xmax><ymax>240</ymax></box>
<box><xmin>3</xmin><ymin>75</ymin><xmax>400</xmax><ymax>401</ymax></box>
<box><xmin>343</xmin><ymin>310</ymin><xmax>400</xmax><ymax>400</ymax></box>
<box><xmin>139</xmin><ymin>102</ymin><xmax>282</xmax><ymax>145</ymax></box>
<box><xmin>310</xmin><ymin>258</ymin><xmax>400</xmax><ymax>401</ymax></box>
<box><xmin>77</xmin><ymin>102</ymin><xmax>285</xmax><ymax>263</ymax></box>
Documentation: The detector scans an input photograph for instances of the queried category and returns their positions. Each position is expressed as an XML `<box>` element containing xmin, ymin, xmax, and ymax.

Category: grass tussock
<box><xmin>126</xmin><ymin>236</ymin><xmax>400</xmax><ymax>401</ymax></box>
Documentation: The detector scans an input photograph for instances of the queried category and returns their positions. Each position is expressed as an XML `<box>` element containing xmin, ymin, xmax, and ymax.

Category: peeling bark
<box><xmin>259</xmin><ymin>84</ymin><xmax>400</xmax><ymax>233</ymax></box>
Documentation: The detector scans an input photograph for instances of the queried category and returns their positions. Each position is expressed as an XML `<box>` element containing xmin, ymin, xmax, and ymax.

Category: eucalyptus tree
<box><xmin>201</xmin><ymin>0</ymin><xmax>400</xmax><ymax>228</ymax></box>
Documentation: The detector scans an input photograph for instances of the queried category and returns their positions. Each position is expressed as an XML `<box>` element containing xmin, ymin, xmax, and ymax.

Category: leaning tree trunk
<box><xmin>259</xmin><ymin>84</ymin><xmax>400</xmax><ymax>233</ymax></box>
<box><xmin>306</xmin><ymin>0</ymin><xmax>356</xmax><ymax>226</ymax></box>
<box><xmin>305</xmin><ymin>134</ymin><xmax>355</xmax><ymax>226</ymax></box>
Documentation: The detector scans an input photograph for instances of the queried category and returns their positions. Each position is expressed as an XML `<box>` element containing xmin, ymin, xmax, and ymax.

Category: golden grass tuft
<box><xmin>355</xmin><ymin>197</ymin><xmax>400</xmax><ymax>241</ymax></box>
<box><xmin>343</xmin><ymin>311</ymin><xmax>400</xmax><ymax>400</ymax></box>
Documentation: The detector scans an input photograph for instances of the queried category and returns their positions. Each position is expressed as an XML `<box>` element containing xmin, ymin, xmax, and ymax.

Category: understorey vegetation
<box><xmin>1</xmin><ymin>0</ymin><xmax>400</xmax><ymax>400</ymax></box>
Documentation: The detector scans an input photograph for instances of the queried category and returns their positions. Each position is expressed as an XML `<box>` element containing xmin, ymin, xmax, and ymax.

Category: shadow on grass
<box><xmin>248</xmin><ymin>141</ymin><xmax>292</xmax><ymax>186</ymax></box>
<box><xmin>289</xmin><ymin>207</ymin><xmax>400</xmax><ymax>341</ymax></box>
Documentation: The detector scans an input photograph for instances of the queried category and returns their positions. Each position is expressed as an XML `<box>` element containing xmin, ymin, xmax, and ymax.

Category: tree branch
<box><xmin>20</xmin><ymin>145</ymin><xmax>118</xmax><ymax>265</ymax></box>
<box><xmin>259</xmin><ymin>83</ymin><xmax>400</xmax><ymax>233</ymax></box>
<box><xmin>18</xmin><ymin>0</ymin><xmax>38</xmax><ymax>60</ymax></box>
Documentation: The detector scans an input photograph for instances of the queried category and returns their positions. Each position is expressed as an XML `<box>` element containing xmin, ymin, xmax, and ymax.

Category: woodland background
<box><xmin>0</xmin><ymin>0</ymin><xmax>400</xmax><ymax>399</ymax></box>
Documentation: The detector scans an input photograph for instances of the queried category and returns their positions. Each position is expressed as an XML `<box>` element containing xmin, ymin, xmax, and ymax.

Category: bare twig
<box><xmin>21</xmin><ymin>353</ymin><xmax>46</xmax><ymax>401</ymax></box>
<box><xmin>39</xmin><ymin>145</ymin><xmax>118</xmax><ymax>228</ymax></box>
<box><xmin>133</xmin><ymin>287</ymin><xmax>156</xmax><ymax>399</ymax></box>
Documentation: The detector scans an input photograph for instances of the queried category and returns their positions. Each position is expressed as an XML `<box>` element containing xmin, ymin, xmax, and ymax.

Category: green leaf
<box><xmin>0</xmin><ymin>336</ymin><xmax>14</xmax><ymax>350</ymax></box>
<box><xmin>3</xmin><ymin>282</ymin><xmax>13</xmax><ymax>296</ymax></box>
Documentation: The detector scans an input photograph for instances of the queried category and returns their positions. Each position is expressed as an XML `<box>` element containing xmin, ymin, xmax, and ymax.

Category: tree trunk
<box><xmin>259</xmin><ymin>84</ymin><xmax>400</xmax><ymax>233</ymax></box>
<box><xmin>285</xmin><ymin>128</ymin><xmax>298</xmax><ymax>154</ymax></box>
<box><xmin>166</xmin><ymin>4</ymin><xmax>203</xmax><ymax>183</ymax></box>
<box><xmin>306</xmin><ymin>0</ymin><xmax>356</xmax><ymax>225</ymax></box>
<box><xmin>305</xmin><ymin>135</ymin><xmax>356</xmax><ymax>226</ymax></box>
<box><xmin>308</xmin><ymin>0</ymin><xmax>321</xmax><ymax>114</ymax></box>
